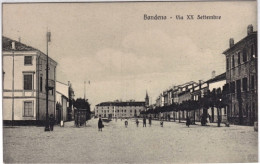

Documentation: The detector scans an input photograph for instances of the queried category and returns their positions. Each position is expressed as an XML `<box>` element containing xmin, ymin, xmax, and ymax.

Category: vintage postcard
<box><xmin>2</xmin><ymin>1</ymin><xmax>258</xmax><ymax>163</ymax></box>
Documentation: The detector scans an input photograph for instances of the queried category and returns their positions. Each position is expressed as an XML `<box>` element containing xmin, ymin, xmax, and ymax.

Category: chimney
<box><xmin>229</xmin><ymin>38</ymin><xmax>234</xmax><ymax>48</ymax></box>
<box><xmin>68</xmin><ymin>81</ymin><xmax>70</xmax><ymax>86</ymax></box>
<box><xmin>212</xmin><ymin>70</ymin><xmax>216</xmax><ymax>79</ymax></box>
<box><xmin>247</xmin><ymin>24</ymin><xmax>253</xmax><ymax>35</ymax></box>
<box><xmin>11</xmin><ymin>41</ymin><xmax>16</xmax><ymax>50</ymax></box>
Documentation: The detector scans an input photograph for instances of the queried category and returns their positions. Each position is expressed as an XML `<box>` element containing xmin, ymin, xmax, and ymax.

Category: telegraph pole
<box><xmin>45</xmin><ymin>31</ymin><xmax>51</xmax><ymax>131</ymax></box>
<box><xmin>12</xmin><ymin>51</ymin><xmax>14</xmax><ymax>126</ymax></box>
<box><xmin>84</xmin><ymin>81</ymin><xmax>86</xmax><ymax>100</ymax></box>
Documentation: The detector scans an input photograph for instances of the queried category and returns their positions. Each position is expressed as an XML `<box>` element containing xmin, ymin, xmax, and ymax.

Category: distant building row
<box><xmin>151</xmin><ymin>25</ymin><xmax>257</xmax><ymax>125</ymax></box>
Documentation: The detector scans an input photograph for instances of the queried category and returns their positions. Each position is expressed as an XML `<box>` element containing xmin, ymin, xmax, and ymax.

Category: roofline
<box><xmin>56</xmin><ymin>80</ymin><xmax>69</xmax><ymax>86</ymax></box>
<box><xmin>222</xmin><ymin>32</ymin><xmax>257</xmax><ymax>55</ymax></box>
<box><xmin>3</xmin><ymin>36</ymin><xmax>57</xmax><ymax>65</ymax></box>
<box><xmin>56</xmin><ymin>91</ymin><xmax>68</xmax><ymax>99</ymax></box>
<box><xmin>96</xmin><ymin>101</ymin><xmax>145</xmax><ymax>106</ymax></box>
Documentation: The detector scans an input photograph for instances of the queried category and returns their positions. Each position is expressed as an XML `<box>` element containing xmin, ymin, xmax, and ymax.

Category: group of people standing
<box><xmin>123</xmin><ymin>116</ymin><xmax>153</xmax><ymax>128</ymax></box>
<box><xmin>98</xmin><ymin>116</ymin><xmax>156</xmax><ymax>131</ymax></box>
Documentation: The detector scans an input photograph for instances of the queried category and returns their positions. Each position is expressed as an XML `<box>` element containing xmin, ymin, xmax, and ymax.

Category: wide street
<box><xmin>3</xmin><ymin>118</ymin><xmax>258</xmax><ymax>163</ymax></box>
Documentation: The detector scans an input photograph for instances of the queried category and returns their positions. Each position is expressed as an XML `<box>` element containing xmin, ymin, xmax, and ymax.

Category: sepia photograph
<box><xmin>1</xmin><ymin>1</ymin><xmax>258</xmax><ymax>163</ymax></box>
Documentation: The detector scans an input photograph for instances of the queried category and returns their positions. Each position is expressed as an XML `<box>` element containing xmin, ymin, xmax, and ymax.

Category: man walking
<box><xmin>136</xmin><ymin>118</ymin><xmax>139</xmax><ymax>127</ymax></box>
<box><xmin>143</xmin><ymin>116</ymin><xmax>146</xmax><ymax>127</ymax></box>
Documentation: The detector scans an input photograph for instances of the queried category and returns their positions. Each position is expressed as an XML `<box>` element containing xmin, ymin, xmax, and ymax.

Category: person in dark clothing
<box><xmin>98</xmin><ymin>117</ymin><xmax>103</xmax><ymax>131</ymax></box>
<box><xmin>49</xmin><ymin>114</ymin><xmax>55</xmax><ymax>131</ymax></box>
<box><xmin>136</xmin><ymin>118</ymin><xmax>139</xmax><ymax>127</ymax></box>
<box><xmin>149</xmin><ymin>116</ymin><xmax>152</xmax><ymax>126</ymax></box>
<box><xmin>186</xmin><ymin>117</ymin><xmax>191</xmax><ymax>128</ymax></box>
<box><xmin>160</xmin><ymin>121</ymin><xmax>164</xmax><ymax>127</ymax></box>
<box><xmin>143</xmin><ymin>117</ymin><xmax>146</xmax><ymax>127</ymax></box>
<box><xmin>125</xmin><ymin>118</ymin><xmax>128</xmax><ymax>128</ymax></box>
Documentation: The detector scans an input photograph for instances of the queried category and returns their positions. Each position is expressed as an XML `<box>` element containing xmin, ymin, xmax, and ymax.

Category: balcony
<box><xmin>48</xmin><ymin>79</ymin><xmax>55</xmax><ymax>89</ymax></box>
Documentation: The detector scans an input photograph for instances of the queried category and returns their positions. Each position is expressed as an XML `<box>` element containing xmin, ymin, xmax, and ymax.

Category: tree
<box><xmin>74</xmin><ymin>98</ymin><xmax>91</xmax><ymax>121</ymax></box>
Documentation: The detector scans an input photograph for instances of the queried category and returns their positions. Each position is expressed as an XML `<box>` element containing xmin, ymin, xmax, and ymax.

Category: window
<box><xmin>242</xmin><ymin>77</ymin><xmax>248</xmax><ymax>91</ymax></box>
<box><xmin>237</xmin><ymin>52</ymin><xmax>241</xmax><ymax>64</ymax></box>
<box><xmin>242</xmin><ymin>49</ymin><xmax>247</xmax><ymax>62</ymax></box>
<box><xmin>40</xmin><ymin>76</ymin><xmax>43</xmax><ymax>92</ymax></box>
<box><xmin>230</xmin><ymin>82</ymin><xmax>235</xmax><ymax>93</ymax></box>
<box><xmin>236</xmin><ymin>79</ymin><xmax>241</xmax><ymax>93</ymax></box>
<box><xmin>24</xmin><ymin>101</ymin><xmax>33</xmax><ymax>117</ymax></box>
<box><xmin>24</xmin><ymin>74</ymin><xmax>33</xmax><ymax>90</ymax></box>
<box><xmin>24</xmin><ymin>56</ymin><xmax>32</xmax><ymax>65</ymax></box>
<box><xmin>130</xmin><ymin>110</ymin><xmax>132</xmax><ymax>113</ymax></box>
<box><xmin>251</xmin><ymin>76</ymin><xmax>255</xmax><ymax>90</ymax></box>
<box><xmin>232</xmin><ymin>55</ymin><xmax>235</xmax><ymax>67</ymax></box>
<box><xmin>226</xmin><ymin>58</ymin><xmax>229</xmax><ymax>69</ymax></box>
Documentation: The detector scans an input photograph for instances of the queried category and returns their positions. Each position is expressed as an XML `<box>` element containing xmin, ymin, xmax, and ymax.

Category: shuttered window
<box><xmin>24</xmin><ymin>101</ymin><xmax>33</xmax><ymax>117</ymax></box>
<box><xmin>24</xmin><ymin>74</ymin><xmax>33</xmax><ymax>90</ymax></box>
<box><xmin>24</xmin><ymin>56</ymin><xmax>32</xmax><ymax>65</ymax></box>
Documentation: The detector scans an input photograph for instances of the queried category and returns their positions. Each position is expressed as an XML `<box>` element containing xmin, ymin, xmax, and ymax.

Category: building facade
<box><xmin>56</xmin><ymin>81</ymin><xmax>69</xmax><ymax>123</ymax></box>
<box><xmin>95</xmin><ymin>101</ymin><xmax>145</xmax><ymax>118</ymax></box>
<box><xmin>2</xmin><ymin>36</ymin><xmax>57</xmax><ymax>125</ymax></box>
<box><xmin>223</xmin><ymin>25</ymin><xmax>257</xmax><ymax>125</ymax></box>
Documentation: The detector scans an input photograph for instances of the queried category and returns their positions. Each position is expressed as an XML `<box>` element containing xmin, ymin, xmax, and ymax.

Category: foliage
<box><xmin>74</xmin><ymin>98</ymin><xmax>91</xmax><ymax>120</ymax></box>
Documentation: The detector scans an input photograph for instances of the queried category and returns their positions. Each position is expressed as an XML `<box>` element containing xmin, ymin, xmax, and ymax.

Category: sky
<box><xmin>2</xmin><ymin>2</ymin><xmax>257</xmax><ymax>110</ymax></box>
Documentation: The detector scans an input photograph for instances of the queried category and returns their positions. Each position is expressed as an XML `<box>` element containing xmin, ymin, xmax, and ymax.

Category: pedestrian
<box><xmin>49</xmin><ymin>114</ymin><xmax>55</xmax><ymax>131</ymax></box>
<box><xmin>125</xmin><ymin>118</ymin><xmax>128</xmax><ymax>128</ymax></box>
<box><xmin>98</xmin><ymin>117</ymin><xmax>103</xmax><ymax>131</ymax></box>
<box><xmin>217</xmin><ymin>115</ymin><xmax>221</xmax><ymax>127</ymax></box>
<box><xmin>149</xmin><ymin>116</ymin><xmax>152</xmax><ymax>126</ymax></box>
<box><xmin>135</xmin><ymin>118</ymin><xmax>139</xmax><ymax>127</ymax></box>
<box><xmin>143</xmin><ymin>116</ymin><xmax>146</xmax><ymax>127</ymax></box>
<box><xmin>186</xmin><ymin>117</ymin><xmax>191</xmax><ymax>128</ymax></box>
<box><xmin>160</xmin><ymin>121</ymin><xmax>163</xmax><ymax>127</ymax></box>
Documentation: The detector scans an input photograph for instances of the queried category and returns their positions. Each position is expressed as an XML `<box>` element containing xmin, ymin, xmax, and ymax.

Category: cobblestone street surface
<box><xmin>3</xmin><ymin>118</ymin><xmax>258</xmax><ymax>163</ymax></box>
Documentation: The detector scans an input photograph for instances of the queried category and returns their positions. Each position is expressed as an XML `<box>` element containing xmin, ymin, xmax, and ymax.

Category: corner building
<box><xmin>2</xmin><ymin>36</ymin><xmax>57</xmax><ymax>125</ymax></box>
<box><xmin>223</xmin><ymin>25</ymin><xmax>257</xmax><ymax>125</ymax></box>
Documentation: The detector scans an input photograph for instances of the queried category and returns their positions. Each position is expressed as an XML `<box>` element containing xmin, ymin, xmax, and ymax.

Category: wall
<box><xmin>3</xmin><ymin>51</ymin><xmax>37</xmax><ymax>121</ymax></box>
<box><xmin>95</xmin><ymin>105</ymin><xmax>145</xmax><ymax>118</ymax></box>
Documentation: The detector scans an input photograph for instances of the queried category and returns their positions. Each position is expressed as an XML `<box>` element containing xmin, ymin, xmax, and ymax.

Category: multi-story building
<box><xmin>95</xmin><ymin>100</ymin><xmax>145</xmax><ymax>118</ymax></box>
<box><xmin>2</xmin><ymin>36</ymin><xmax>57</xmax><ymax>125</ymax></box>
<box><xmin>223</xmin><ymin>25</ymin><xmax>257</xmax><ymax>125</ymax></box>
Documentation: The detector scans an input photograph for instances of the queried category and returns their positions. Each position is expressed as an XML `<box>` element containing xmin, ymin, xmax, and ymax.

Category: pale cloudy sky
<box><xmin>3</xmin><ymin>2</ymin><xmax>257</xmax><ymax>109</ymax></box>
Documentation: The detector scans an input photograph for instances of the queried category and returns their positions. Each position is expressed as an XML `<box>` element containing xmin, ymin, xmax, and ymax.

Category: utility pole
<box><xmin>12</xmin><ymin>50</ymin><xmax>14</xmax><ymax>126</ymax></box>
<box><xmin>84</xmin><ymin>81</ymin><xmax>86</xmax><ymax>100</ymax></box>
<box><xmin>45</xmin><ymin>31</ymin><xmax>51</xmax><ymax>131</ymax></box>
